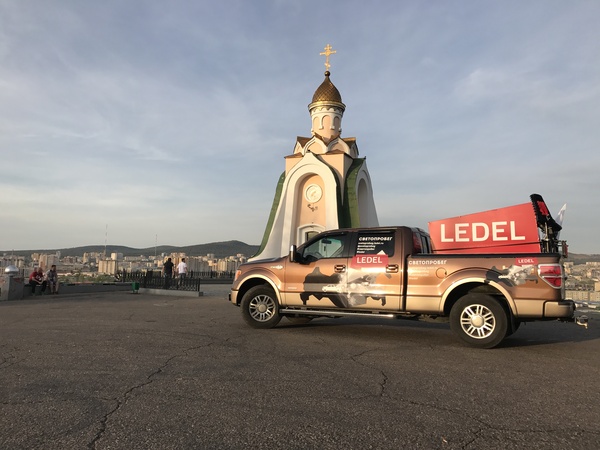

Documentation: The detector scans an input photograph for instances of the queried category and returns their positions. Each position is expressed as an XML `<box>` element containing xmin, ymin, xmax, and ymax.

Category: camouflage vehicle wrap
<box><xmin>230</xmin><ymin>226</ymin><xmax>585</xmax><ymax>348</ymax></box>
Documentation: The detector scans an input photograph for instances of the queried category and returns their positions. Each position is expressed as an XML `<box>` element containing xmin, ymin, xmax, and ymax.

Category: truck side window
<box><xmin>355</xmin><ymin>232</ymin><xmax>395</xmax><ymax>257</ymax></box>
<box><xmin>302</xmin><ymin>234</ymin><xmax>347</xmax><ymax>261</ymax></box>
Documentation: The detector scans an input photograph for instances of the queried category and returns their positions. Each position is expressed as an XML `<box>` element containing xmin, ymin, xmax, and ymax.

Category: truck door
<box><xmin>283</xmin><ymin>232</ymin><xmax>350</xmax><ymax>308</ymax></box>
<box><xmin>346</xmin><ymin>230</ymin><xmax>401</xmax><ymax>310</ymax></box>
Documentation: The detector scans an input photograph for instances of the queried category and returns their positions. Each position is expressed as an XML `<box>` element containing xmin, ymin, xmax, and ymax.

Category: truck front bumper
<box><xmin>229</xmin><ymin>289</ymin><xmax>239</xmax><ymax>305</ymax></box>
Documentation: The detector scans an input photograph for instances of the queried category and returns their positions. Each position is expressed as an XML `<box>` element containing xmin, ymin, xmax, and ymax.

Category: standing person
<box><xmin>162</xmin><ymin>257</ymin><xmax>174</xmax><ymax>289</ymax></box>
<box><xmin>29</xmin><ymin>267</ymin><xmax>44</xmax><ymax>295</ymax></box>
<box><xmin>176</xmin><ymin>258</ymin><xmax>188</xmax><ymax>288</ymax></box>
<box><xmin>45</xmin><ymin>264</ymin><xmax>59</xmax><ymax>294</ymax></box>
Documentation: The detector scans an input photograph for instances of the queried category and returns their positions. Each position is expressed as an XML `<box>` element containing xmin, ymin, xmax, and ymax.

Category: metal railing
<box><xmin>118</xmin><ymin>270</ymin><xmax>234</xmax><ymax>291</ymax></box>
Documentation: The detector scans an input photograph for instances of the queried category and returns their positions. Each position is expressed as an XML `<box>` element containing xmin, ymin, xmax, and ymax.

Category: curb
<box><xmin>136</xmin><ymin>288</ymin><xmax>204</xmax><ymax>297</ymax></box>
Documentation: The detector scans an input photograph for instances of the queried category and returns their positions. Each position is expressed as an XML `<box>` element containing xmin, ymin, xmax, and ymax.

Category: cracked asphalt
<box><xmin>1</xmin><ymin>288</ymin><xmax>599</xmax><ymax>450</ymax></box>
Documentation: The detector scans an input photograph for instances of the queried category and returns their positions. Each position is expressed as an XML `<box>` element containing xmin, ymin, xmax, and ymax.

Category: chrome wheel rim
<box><xmin>460</xmin><ymin>304</ymin><xmax>496</xmax><ymax>339</ymax></box>
<box><xmin>249</xmin><ymin>294</ymin><xmax>277</xmax><ymax>322</ymax></box>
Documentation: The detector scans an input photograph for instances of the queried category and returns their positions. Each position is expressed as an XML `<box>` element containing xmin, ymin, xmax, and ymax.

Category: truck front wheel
<box><xmin>450</xmin><ymin>294</ymin><xmax>508</xmax><ymax>349</ymax></box>
<box><xmin>241</xmin><ymin>286</ymin><xmax>281</xmax><ymax>329</ymax></box>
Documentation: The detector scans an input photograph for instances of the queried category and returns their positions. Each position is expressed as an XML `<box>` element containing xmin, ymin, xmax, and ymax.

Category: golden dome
<box><xmin>309</xmin><ymin>71</ymin><xmax>345</xmax><ymax>111</ymax></box>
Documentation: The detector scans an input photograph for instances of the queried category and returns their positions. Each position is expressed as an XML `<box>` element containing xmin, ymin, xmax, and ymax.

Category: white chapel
<box><xmin>251</xmin><ymin>45</ymin><xmax>379</xmax><ymax>261</ymax></box>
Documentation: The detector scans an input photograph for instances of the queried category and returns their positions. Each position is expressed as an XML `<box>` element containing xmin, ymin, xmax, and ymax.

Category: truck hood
<box><xmin>240</xmin><ymin>256</ymin><xmax>287</xmax><ymax>268</ymax></box>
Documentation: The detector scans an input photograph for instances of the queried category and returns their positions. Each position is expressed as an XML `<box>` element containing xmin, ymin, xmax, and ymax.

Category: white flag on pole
<box><xmin>556</xmin><ymin>204</ymin><xmax>567</xmax><ymax>227</ymax></box>
<box><xmin>555</xmin><ymin>204</ymin><xmax>566</xmax><ymax>239</ymax></box>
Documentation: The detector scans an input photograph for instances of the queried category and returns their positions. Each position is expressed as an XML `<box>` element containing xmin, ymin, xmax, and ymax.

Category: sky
<box><xmin>1</xmin><ymin>1</ymin><xmax>599</xmax><ymax>254</ymax></box>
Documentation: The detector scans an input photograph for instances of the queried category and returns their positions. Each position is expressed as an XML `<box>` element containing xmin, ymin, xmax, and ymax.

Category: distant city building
<box><xmin>187</xmin><ymin>256</ymin><xmax>211</xmax><ymax>273</ymax></box>
<box><xmin>1</xmin><ymin>255</ymin><xmax>25</xmax><ymax>270</ymax></box>
<box><xmin>83</xmin><ymin>252</ymin><xmax>102</xmax><ymax>264</ymax></box>
<box><xmin>98</xmin><ymin>259</ymin><xmax>118</xmax><ymax>275</ymax></box>
<box><xmin>38</xmin><ymin>253</ymin><xmax>59</xmax><ymax>270</ymax></box>
<box><xmin>111</xmin><ymin>252</ymin><xmax>123</xmax><ymax>261</ymax></box>
<box><xmin>566</xmin><ymin>290</ymin><xmax>600</xmax><ymax>301</ymax></box>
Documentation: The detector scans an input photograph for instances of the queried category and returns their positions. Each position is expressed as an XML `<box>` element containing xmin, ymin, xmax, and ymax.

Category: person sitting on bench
<box><xmin>29</xmin><ymin>267</ymin><xmax>45</xmax><ymax>295</ymax></box>
<box><xmin>45</xmin><ymin>264</ymin><xmax>59</xmax><ymax>295</ymax></box>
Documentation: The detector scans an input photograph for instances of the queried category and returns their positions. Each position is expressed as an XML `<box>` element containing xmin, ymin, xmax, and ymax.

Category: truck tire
<box><xmin>450</xmin><ymin>294</ymin><xmax>508</xmax><ymax>349</ymax></box>
<box><xmin>241</xmin><ymin>285</ymin><xmax>281</xmax><ymax>329</ymax></box>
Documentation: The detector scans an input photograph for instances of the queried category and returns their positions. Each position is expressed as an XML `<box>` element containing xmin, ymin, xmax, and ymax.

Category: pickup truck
<box><xmin>230</xmin><ymin>224</ymin><xmax>588</xmax><ymax>348</ymax></box>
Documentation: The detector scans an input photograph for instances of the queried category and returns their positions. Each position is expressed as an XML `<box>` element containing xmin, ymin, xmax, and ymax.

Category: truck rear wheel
<box><xmin>450</xmin><ymin>294</ymin><xmax>508</xmax><ymax>349</ymax></box>
<box><xmin>241</xmin><ymin>286</ymin><xmax>281</xmax><ymax>329</ymax></box>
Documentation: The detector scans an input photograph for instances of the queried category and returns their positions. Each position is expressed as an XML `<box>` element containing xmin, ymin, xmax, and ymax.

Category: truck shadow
<box><xmin>279</xmin><ymin>315</ymin><xmax>599</xmax><ymax>348</ymax></box>
<box><xmin>498</xmin><ymin>316</ymin><xmax>599</xmax><ymax>348</ymax></box>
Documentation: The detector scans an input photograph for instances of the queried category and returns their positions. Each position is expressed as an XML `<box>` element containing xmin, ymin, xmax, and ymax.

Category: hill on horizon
<box><xmin>566</xmin><ymin>253</ymin><xmax>600</xmax><ymax>264</ymax></box>
<box><xmin>4</xmin><ymin>243</ymin><xmax>600</xmax><ymax>263</ymax></box>
<box><xmin>2</xmin><ymin>240</ymin><xmax>260</xmax><ymax>259</ymax></box>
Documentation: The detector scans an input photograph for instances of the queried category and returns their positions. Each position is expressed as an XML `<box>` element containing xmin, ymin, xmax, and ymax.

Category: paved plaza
<box><xmin>1</xmin><ymin>288</ymin><xmax>599</xmax><ymax>449</ymax></box>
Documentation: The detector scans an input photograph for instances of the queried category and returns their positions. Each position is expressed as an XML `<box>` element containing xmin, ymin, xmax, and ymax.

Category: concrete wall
<box><xmin>3</xmin><ymin>278</ymin><xmax>230</xmax><ymax>301</ymax></box>
<box><xmin>0</xmin><ymin>276</ymin><xmax>25</xmax><ymax>301</ymax></box>
<box><xmin>18</xmin><ymin>282</ymin><xmax>132</xmax><ymax>299</ymax></box>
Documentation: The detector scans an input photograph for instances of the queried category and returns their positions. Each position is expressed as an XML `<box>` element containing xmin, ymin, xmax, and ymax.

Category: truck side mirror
<box><xmin>289</xmin><ymin>245</ymin><xmax>298</xmax><ymax>263</ymax></box>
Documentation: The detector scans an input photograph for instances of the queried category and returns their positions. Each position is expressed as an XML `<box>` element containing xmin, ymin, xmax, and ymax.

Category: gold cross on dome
<box><xmin>320</xmin><ymin>44</ymin><xmax>337</xmax><ymax>71</ymax></box>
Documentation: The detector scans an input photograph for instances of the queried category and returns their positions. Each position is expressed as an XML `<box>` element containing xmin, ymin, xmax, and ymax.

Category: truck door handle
<box><xmin>334</xmin><ymin>265</ymin><xmax>346</xmax><ymax>273</ymax></box>
<box><xmin>386</xmin><ymin>264</ymin><xmax>399</xmax><ymax>273</ymax></box>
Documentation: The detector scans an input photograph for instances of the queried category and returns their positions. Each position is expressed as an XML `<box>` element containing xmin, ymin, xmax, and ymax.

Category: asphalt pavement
<box><xmin>1</xmin><ymin>289</ymin><xmax>599</xmax><ymax>450</ymax></box>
